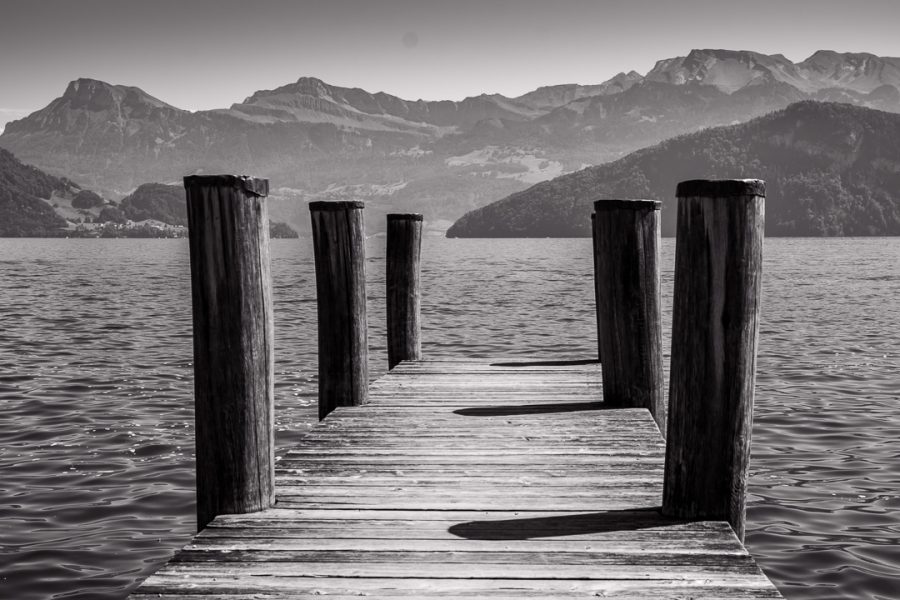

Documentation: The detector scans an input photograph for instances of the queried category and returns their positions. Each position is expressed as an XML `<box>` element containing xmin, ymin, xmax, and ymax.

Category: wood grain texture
<box><xmin>592</xmin><ymin>200</ymin><xmax>664</xmax><ymax>432</ymax></box>
<box><xmin>131</xmin><ymin>360</ymin><xmax>781</xmax><ymax>599</ymax></box>
<box><xmin>183</xmin><ymin>175</ymin><xmax>275</xmax><ymax>531</ymax></box>
<box><xmin>663</xmin><ymin>179</ymin><xmax>765</xmax><ymax>542</ymax></box>
<box><xmin>591</xmin><ymin>212</ymin><xmax>602</xmax><ymax>361</ymax></box>
<box><xmin>310</xmin><ymin>201</ymin><xmax>368</xmax><ymax>419</ymax></box>
<box><xmin>386</xmin><ymin>214</ymin><xmax>423</xmax><ymax>369</ymax></box>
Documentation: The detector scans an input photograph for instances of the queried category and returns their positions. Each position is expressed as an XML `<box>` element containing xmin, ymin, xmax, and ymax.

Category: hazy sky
<box><xmin>2</xmin><ymin>0</ymin><xmax>900</xmax><ymax>128</ymax></box>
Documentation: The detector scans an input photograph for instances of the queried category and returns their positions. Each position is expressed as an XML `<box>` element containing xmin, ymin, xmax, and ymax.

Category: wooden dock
<box><xmin>137</xmin><ymin>177</ymin><xmax>778</xmax><ymax>597</ymax></box>
<box><xmin>131</xmin><ymin>359</ymin><xmax>783</xmax><ymax>599</ymax></box>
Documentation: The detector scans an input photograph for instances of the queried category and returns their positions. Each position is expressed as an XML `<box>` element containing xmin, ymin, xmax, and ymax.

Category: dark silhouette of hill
<box><xmin>0</xmin><ymin>148</ymin><xmax>71</xmax><ymax>236</ymax></box>
<box><xmin>447</xmin><ymin>102</ymin><xmax>900</xmax><ymax>237</ymax></box>
<box><xmin>119</xmin><ymin>183</ymin><xmax>187</xmax><ymax>226</ymax></box>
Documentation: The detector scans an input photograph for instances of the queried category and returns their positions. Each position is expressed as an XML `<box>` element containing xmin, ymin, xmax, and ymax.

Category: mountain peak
<box><xmin>801</xmin><ymin>50</ymin><xmax>880</xmax><ymax>70</ymax></box>
<box><xmin>805</xmin><ymin>49</ymin><xmax>839</xmax><ymax>61</ymax></box>
<box><xmin>798</xmin><ymin>51</ymin><xmax>900</xmax><ymax>92</ymax></box>
<box><xmin>648</xmin><ymin>49</ymin><xmax>814</xmax><ymax>92</ymax></box>
<box><xmin>241</xmin><ymin>76</ymin><xmax>336</xmax><ymax>104</ymax></box>
<box><xmin>0</xmin><ymin>77</ymin><xmax>186</xmax><ymax>157</ymax></box>
<box><xmin>293</xmin><ymin>76</ymin><xmax>331</xmax><ymax>92</ymax></box>
<box><xmin>609</xmin><ymin>71</ymin><xmax>643</xmax><ymax>82</ymax></box>
<box><xmin>61</xmin><ymin>78</ymin><xmax>175</xmax><ymax>111</ymax></box>
<box><xmin>62</xmin><ymin>78</ymin><xmax>119</xmax><ymax>110</ymax></box>
<box><xmin>685</xmin><ymin>48</ymin><xmax>779</xmax><ymax>59</ymax></box>
<box><xmin>64</xmin><ymin>77</ymin><xmax>112</xmax><ymax>96</ymax></box>
<box><xmin>685</xmin><ymin>48</ymin><xmax>740</xmax><ymax>60</ymax></box>
<box><xmin>805</xmin><ymin>49</ymin><xmax>879</xmax><ymax>60</ymax></box>
<box><xmin>677</xmin><ymin>48</ymin><xmax>769</xmax><ymax>67</ymax></box>
<box><xmin>644</xmin><ymin>49</ymin><xmax>900</xmax><ymax>95</ymax></box>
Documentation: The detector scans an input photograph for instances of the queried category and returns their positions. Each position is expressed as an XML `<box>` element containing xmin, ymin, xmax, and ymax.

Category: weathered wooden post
<box><xmin>309</xmin><ymin>201</ymin><xmax>368</xmax><ymax>419</ymax></box>
<box><xmin>591</xmin><ymin>212</ymin><xmax>601</xmax><ymax>362</ymax></box>
<box><xmin>386</xmin><ymin>214</ymin><xmax>423</xmax><ymax>369</ymax></box>
<box><xmin>593</xmin><ymin>199</ymin><xmax>664</xmax><ymax>430</ymax></box>
<box><xmin>184</xmin><ymin>175</ymin><xmax>275</xmax><ymax>531</ymax></box>
<box><xmin>663</xmin><ymin>179</ymin><xmax>765</xmax><ymax>541</ymax></box>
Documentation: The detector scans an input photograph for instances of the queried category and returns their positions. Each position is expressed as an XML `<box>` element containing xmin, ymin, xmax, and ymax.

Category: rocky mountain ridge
<box><xmin>645</xmin><ymin>49</ymin><xmax>900</xmax><ymax>94</ymax></box>
<box><xmin>3</xmin><ymin>50</ymin><xmax>899</xmax><ymax>234</ymax></box>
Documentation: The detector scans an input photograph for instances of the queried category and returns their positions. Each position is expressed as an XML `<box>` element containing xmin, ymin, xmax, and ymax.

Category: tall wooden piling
<box><xmin>663</xmin><ymin>179</ymin><xmax>765</xmax><ymax>541</ymax></box>
<box><xmin>386</xmin><ymin>214</ymin><xmax>423</xmax><ymax>369</ymax></box>
<box><xmin>184</xmin><ymin>175</ymin><xmax>275</xmax><ymax>531</ymax></box>
<box><xmin>309</xmin><ymin>201</ymin><xmax>368</xmax><ymax>419</ymax></box>
<box><xmin>592</xmin><ymin>199</ymin><xmax>664</xmax><ymax>431</ymax></box>
<box><xmin>591</xmin><ymin>212</ymin><xmax>601</xmax><ymax>362</ymax></box>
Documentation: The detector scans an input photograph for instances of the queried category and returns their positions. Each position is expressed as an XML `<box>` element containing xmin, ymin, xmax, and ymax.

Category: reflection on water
<box><xmin>0</xmin><ymin>237</ymin><xmax>897</xmax><ymax>600</ymax></box>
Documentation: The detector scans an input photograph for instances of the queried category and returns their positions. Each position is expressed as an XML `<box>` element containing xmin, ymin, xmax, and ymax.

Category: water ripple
<box><xmin>0</xmin><ymin>237</ymin><xmax>897</xmax><ymax>599</ymax></box>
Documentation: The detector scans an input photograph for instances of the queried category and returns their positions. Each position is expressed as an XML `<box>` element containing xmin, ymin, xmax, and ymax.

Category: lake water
<box><xmin>0</xmin><ymin>237</ymin><xmax>898</xmax><ymax>600</ymax></box>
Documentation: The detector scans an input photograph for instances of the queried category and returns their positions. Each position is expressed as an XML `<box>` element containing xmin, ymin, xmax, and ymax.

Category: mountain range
<box><xmin>0</xmin><ymin>50</ymin><xmax>900</xmax><ymax>237</ymax></box>
<box><xmin>2</xmin><ymin>49</ymin><xmax>900</xmax><ymax>235</ymax></box>
<box><xmin>446</xmin><ymin>101</ymin><xmax>900</xmax><ymax>237</ymax></box>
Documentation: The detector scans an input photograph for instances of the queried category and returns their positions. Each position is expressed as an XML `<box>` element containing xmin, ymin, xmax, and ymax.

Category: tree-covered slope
<box><xmin>118</xmin><ymin>182</ymin><xmax>298</xmax><ymax>237</ymax></box>
<box><xmin>119</xmin><ymin>183</ymin><xmax>187</xmax><ymax>225</ymax></box>
<box><xmin>0</xmin><ymin>148</ymin><xmax>70</xmax><ymax>236</ymax></box>
<box><xmin>447</xmin><ymin>102</ymin><xmax>900</xmax><ymax>237</ymax></box>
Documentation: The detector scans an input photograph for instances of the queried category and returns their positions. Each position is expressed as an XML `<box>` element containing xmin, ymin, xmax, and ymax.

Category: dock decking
<box><xmin>132</xmin><ymin>359</ymin><xmax>783</xmax><ymax>599</ymax></box>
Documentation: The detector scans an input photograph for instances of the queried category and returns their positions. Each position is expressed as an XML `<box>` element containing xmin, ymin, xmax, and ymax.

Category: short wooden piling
<box><xmin>386</xmin><ymin>214</ymin><xmax>423</xmax><ymax>369</ymax></box>
<box><xmin>309</xmin><ymin>201</ymin><xmax>368</xmax><ymax>419</ymax></box>
<box><xmin>663</xmin><ymin>179</ymin><xmax>765</xmax><ymax>541</ymax></box>
<box><xmin>592</xmin><ymin>200</ymin><xmax>664</xmax><ymax>430</ymax></box>
<box><xmin>184</xmin><ymin>175</ymin><xmax>275</xmax><ymax>531</ymax></box>
<box><xmin>591</xmin><ymin>212</ymin><xmax>601</xmax><ymax>362</ymax></box>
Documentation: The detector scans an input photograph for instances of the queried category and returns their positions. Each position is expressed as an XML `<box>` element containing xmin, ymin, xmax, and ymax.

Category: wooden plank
<box><xmin>133</xmin><ymin>578</ymin><xmax>784</xmax><ymax>599</ymax></box>
<box><xmin>169</xmin><ymin>550</ymin><xmax>759</xmax><ymax>567</ymax></box>
<box><xmin>195</xmin><ymin>528</ymin><xmax>743</xmax><ymax>545</ymax></box>
<box><xmin>146</xmin><ymin>559</ymin><xmax>765</xmax><ymax>578</ymax></box>
<box><xmin>194</xmin><ymin>534</ymin><xmax>736</xmax><ymax>548</ymax></box>
<box><xmin>205</xmin><ymin>508</ymin><xmax>725</xmax><ymax>524</ymax></box>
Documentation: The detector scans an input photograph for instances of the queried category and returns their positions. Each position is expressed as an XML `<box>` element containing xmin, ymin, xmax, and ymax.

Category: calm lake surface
<box><xmin>0</xmin><ymin>237</ymin><xmax>898</xmax><ymax>600</ymax></box>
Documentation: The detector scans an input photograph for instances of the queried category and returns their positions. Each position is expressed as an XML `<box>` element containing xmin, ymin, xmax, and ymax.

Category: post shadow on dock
<box><xmin>454</xmin><ymin>400</ymin><xmax>607</xmax><ymax>417</ymax></box>
<box><xmin>450</xmin><ymin>508</ymin><xmax>687</xmax><ymax>540</ymax></box>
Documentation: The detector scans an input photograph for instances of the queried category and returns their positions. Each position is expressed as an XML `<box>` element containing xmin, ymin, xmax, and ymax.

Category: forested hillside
<box><xmin>0</xmin><ymin>148</ymin><xmax>70</xmax><ymax>236</ymax></box>
<box><xmin>447</xmin><ymin>102</ymin><xmax>900</xmax><ymax>237</ymax></box>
